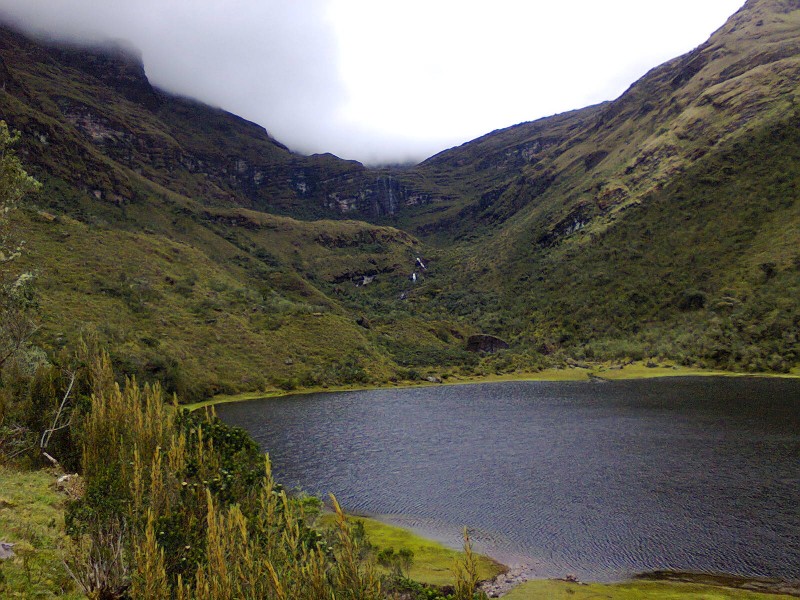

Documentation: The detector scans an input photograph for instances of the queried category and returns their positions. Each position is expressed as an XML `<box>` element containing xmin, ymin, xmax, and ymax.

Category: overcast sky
<box><xmin>0</xmin><ymin>0</ymin><xmax>745</xmax><ymax>164</ymax></box>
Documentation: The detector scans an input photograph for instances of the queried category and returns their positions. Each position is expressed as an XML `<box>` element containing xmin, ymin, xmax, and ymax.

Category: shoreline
<box><xmin>479</xmin><ymin>568</ymin><xmax>800</xmax><ymax>598</ymax></box>
<box><xmin>353</xmin><ymin>508</ymin><xmax>800</xmax><ymax>598</ymax></box>
<box><xmin>365</xmin><ymin>512</ymin><xmax>800</xmax><ymax>598</ymax></box>
<box><xmin>331</xmin><ymin>507</ymin><xmax>800</xmax><ymax>598</ymax></box>
<box><xmin>633</xmin><ymin>571</ymin><xmax>800</xmax><ymax>597</ymax></box>
<box><xmin>197</xmin><ymin>366</ymin><xmax>800</xmax><ymax>597</ymax></box>
<box><xmin>185</xmin><ymin>361</ymin><xmax>799</xmax><ymax>411</ymax></box>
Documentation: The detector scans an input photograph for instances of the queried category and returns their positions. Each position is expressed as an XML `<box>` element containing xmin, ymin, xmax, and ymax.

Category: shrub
<box><xmin>64</xmin><ymin>350</ymin><xmax>383</xmax><ymax>599</ymax></box>
<box><xmin>677</xmin><ymin>289</ymin><xmax>708</xmax><ymax>311</ymax></box>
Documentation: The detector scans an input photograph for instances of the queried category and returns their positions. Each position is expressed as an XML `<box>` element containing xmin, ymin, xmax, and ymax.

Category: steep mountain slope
<box><xmin>393</xmin><ymin>105</ymin><xmax>609</xmax><ymax>236</ymax></box>
<box><xmin>0</xmin><ymin>25</ymin><xmax>471</xmax><ymax>399</ymax></box>
<box><xmin>0</xmin><ymin>25</ymin><xmax>435</xmax><ymax>220</ymax></box>
<box><xmin>0</xmin><ymin>0</ymin><xmax>797</xmax><ymax>400</ymax></box>
<box><xmin>398</xmin><ymin>0</ymin><xmax>800</xmax><ymax>240</ymax></box>
<box><xmin>416</xmin><ymin>0</ymin><xmax>800</xmax><ymax>369</ymax></box>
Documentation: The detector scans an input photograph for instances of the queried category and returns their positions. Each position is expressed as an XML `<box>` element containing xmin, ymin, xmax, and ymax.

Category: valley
<box><xmin>0</xmin><ymin>1</ymin><xmax>798</xmax><ymax>598</ymax></box>
<box><xmin>1</xmin><ymin>0</ymin><xmax>798</xmax><ymax>402</ymax></box>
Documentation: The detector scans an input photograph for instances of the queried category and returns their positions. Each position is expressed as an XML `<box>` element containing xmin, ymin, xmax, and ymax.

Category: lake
<box><xmin>216</xmin><ymin>377</ymin><xmax>800</xmax><ymax>582</ymax></box>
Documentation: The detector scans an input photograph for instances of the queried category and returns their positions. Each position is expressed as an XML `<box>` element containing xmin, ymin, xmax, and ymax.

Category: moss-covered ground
<box><xmin>318</xmin><ymin>513</ymin><xmax>503</xmax><ymax>587</ymax></box>
<box><xmin>0</xmin><ymin>467</ymin><xmax>84</xmax><ymax>599</ymax></box>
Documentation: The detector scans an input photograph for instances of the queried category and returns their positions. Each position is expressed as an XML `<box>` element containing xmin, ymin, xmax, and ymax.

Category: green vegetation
<box><xmin>0</xmin><ymin>119</ymin><xmax>41</xmax><ymax>377</ymax></box>
<box><xmin>1</xmin><ymin>3</ymin><xmax>800</xmax><ymax>598</ymax></box>
<box><xmin>0</xmin><ymin>341</ymin><xmax>492</xmax><ymax>599</ymax></box>
<box><xmin>3</xmin><ymin>112</ymin><xmax>502</xmax><ymax>600</ymax></box>
<box><xmin>504</xmin><ymin>579</ymin><xmax>797</xmax><ymax>600</ymax></box>
<box><xmin>320</xmin><ymin>515</ymin><xmax>503</xmax><ymax>587</ymax></box>
<box><xmin>60</xmin><ymin>354</ymin><xmax>384</xmax><ymax>599</ymax></box>
<box><xmin>480</xmin><ymin>112</ymin><xmax>800</xmax><ymax>373</ymax></box>
<box><xmin>0</xmin><ymin>467</ymin><xmax>83</xmax><ymax>599</ymax></box>
<box><xmin>1</xmin><ymin>1</ymin><xmax>799</xmax><ymax>403</ymax></box>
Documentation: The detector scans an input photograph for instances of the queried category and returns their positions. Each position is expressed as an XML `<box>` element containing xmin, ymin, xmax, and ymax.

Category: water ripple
<box><xmin>219</xmin><ymin>377</ymin><xmax>800</xmax><ymax>581</ymax></box>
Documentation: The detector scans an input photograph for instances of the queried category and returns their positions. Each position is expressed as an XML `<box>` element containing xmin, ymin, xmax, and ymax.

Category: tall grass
<box><xmin>452</xmin><ymin>528</ymin><xmax>487</xmax><ymax>600</ymax></box>
<box><xmin>67</xmin><ymin>351</ymin><xmax>382</xmax><ymax>599</ymax></box>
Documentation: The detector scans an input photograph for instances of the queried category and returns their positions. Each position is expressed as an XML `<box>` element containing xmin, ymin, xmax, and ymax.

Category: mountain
<box><xmin>0</xmin><ymin>0</ymin><xmax>797</xmax><ymax>400</ymax></box>
<box><xmin>0</xmin><ymin>25</ymin><xmax>468</xmax><ymax>399</ymax></box>
<box><xmin>0</xmin><ymin>26</ymin><xmax>432</xmax><ymax>220</ymax></box>
<box><xmin>403</xmin><ymin>0</ymin><xmax>800</xmax><ymax>371</ymax></box>
<box><xmin>396</xmin><ymin>0</ymin><xmax>799</xmax><ymax>233</ymax></box>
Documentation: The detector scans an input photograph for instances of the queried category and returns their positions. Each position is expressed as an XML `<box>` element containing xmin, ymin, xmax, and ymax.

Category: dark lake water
<box><xmin>216</xmin><ymin>377</ymin><xmax>800</xmax><ymax>582</ymax></box>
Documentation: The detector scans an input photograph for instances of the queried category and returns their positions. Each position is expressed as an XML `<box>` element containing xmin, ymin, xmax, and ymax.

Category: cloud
<box><xmin>0</xmin><ymin>0</ymin><xmax>744</xmax><ymax>164</ymax></box>
<box><xmin>0</xmin><ymin>0</ymin><xmax>346</xmax><ymax>155</ymax></box>
<box><xmin>328</xmin><ymin>0</ymin><xmax>745</xmax><ymax>162</ymax></box>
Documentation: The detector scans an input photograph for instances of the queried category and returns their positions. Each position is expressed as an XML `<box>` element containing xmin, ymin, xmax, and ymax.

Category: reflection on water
<box><xmin>217</xmin><ymin>377</ymin><xmax>800</xmax><ymax>581</ymax></box>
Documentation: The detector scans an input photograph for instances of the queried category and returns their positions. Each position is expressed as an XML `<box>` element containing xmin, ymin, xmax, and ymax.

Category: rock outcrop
<box><xmin>0</xmin><ymin>24</ymin><xmax>438</xmax><ymax>221</ymax></box>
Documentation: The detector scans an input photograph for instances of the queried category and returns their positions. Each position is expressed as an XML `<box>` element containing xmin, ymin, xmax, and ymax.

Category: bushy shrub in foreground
<box><xmin>65</xmin><ymin>351</ymin><xmax>382</xmax><ymax>599</ymax></box>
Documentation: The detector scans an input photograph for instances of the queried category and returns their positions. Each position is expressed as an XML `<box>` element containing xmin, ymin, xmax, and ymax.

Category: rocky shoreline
<box><xmin>479</xmin><ymin>568</ymin><xmax>591</xmax><ymax>598</ymax></box>
<box><xmin>479</xmin><ymin>566</ymin><xmax>532</xmax><ymax>597</ymax></box>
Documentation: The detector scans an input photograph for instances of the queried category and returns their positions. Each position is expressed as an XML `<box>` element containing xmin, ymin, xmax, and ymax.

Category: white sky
<box><xmin>0</xmin><ymin>0</ymin><xmax>745</xmax><ymax>164</ymax></box>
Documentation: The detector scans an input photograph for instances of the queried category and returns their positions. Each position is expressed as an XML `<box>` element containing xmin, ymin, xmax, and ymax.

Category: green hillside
<box><xmin>394</xmin><ymin>0</ymin><xmax>800</xmax><ymax>372</ymax></box>
<box><xmin>399</xmin><ymin>0</ymin><xmax>800</xmax><ymax>237</ymax></box>
<box><xmin>0</xmin><ymin>0</ymin><xmax>798</xmax><ymax>403</ymax></box>
<box><xmin>436</xmin><ymin>112</ymin><xmax>800</xmax><ymax>370</ymax></box>
<box><xmin>0</xmin><ymin>27</ymin><xmax>444</xmax><ymax>399</ymax></box>
<box><xmin>0</xmin><ymin>2</ymin><xmax>799</xmax><ymax>597</ymax></box>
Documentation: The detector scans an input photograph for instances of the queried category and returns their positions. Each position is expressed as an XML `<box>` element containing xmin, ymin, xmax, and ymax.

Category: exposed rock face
<box><xmin>0</xmin><ymin>541</ymin><xmax>15</xmax><ymax>560</ymax></box>
<box><xmin>0</xmin><ymin>24</ymin><xmax>438</xmax><ymax>221</ymax></box>
<box><xmin>293</xmin><ymin>163</ymin><xmax>434</xmax><ymax>216</ymax></box>
<box><xmin>537</xmin><ymin>201</ymin><xmax>598</xmax><ymax>247</ymax></box>
<box><xmin>466</xmin><ymin>334</ymin><xmax>509</xmax><ymax>353</ymax></box>
<box><xmin>48</xmin><ymin>39</ymin><xmax>162</xmax><ymax>110</ymax></box>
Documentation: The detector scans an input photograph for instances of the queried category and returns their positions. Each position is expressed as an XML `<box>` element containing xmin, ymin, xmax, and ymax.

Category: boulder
<box><xmin>0</xmin><ymin>541</ymin><xmax>15</xmax><ymax>560</ymax></box>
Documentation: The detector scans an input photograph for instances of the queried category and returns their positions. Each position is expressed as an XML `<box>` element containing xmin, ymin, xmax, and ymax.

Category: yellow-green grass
<box><xmin>188</xmin><ymin>362</ymin><xmax>798</xmax><ymax>410</ymax></box>
<box><xmin>504</xmin><ymin>579</ymin><xmax>797</xmax><ymax>600</ymax></box>
<box><xmin>586</xmin><ymin>361</ymin><xmax>799</xmax><ymax>381</ymax></box>
<box><xmin>18</xmin><ymin>208</ymin><xmax>401</xmax><ymax>402</ymax></box>
<box><xmin>185</xmin><ymin>381</ymin><xmax>404</xmax><ymax>411</ymax></box>
<box><xmin>0</xmin><ymin>467</ymin><xmax>84</xmax><ymax>599</ymax></box>
<box><xmin>185</xmin><ymin>371</ymin><xmax>583</xmax><ymax>411</ymax></box>
<box><xmin>318</xmin><ymin>514</ymin><xmax>504</xmax><ymax>587</ymax></box>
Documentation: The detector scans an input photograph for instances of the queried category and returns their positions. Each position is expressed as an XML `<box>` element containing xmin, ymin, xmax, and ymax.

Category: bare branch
<box><xmin>39</xmin><ymin>370</ymin><xmax>77</xmax><ymax>466</ymax></box>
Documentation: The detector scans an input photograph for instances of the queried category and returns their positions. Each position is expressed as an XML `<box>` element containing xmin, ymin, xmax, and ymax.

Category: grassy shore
<box><xmin>187</xmin><ymin>363</ymin><xmax>800</xmax><ymax>598</ymax></box>
<box><xmin>329</xmin><ymin>515</ymin><xmax>800</xmax><ymax>599</ymax></box>
<box><xmin>0</xmin><ymin>467</ymin><xmax>83</xmax><ymax>599</ymax></box>
<box><xmin>2</xmin><ymin>332</ymin><xmax>795</xmax><ymax>598</ymax></box>
<box><xmin>185</xmin><ymin>361</ymin><xmax>799</xmax><ymax>411</ymax></box>
<box><xmin>4</xmin><ymin>467</ymin><xmax>798</xmax><ymax>599</ymax></box>
<box><xmin>504</xmin><ymin>579</ymin><xmax>798</xmax><ymax>599</ymax></box>
<box><xmin>318</xmin><ymin>513</ymin><xmax>504</xmax><ymax>587</ymax></box>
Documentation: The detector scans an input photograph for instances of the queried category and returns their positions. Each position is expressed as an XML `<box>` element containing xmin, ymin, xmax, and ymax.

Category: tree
<box><xmin>1</xmin><ymin>120</ymin><xmax>41</xmax><ymax>249</ymax></box>
<box><xmin>0</xmin><ymin>120</ymin><xmax>41</xmax><ymax>371</ymax></box>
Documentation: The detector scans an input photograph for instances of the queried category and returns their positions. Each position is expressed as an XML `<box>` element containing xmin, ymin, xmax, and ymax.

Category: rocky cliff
<box><xmin>0</xmin><ymin>25</ymin><xmax>439</xmax><ymax>221</ymax></box>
